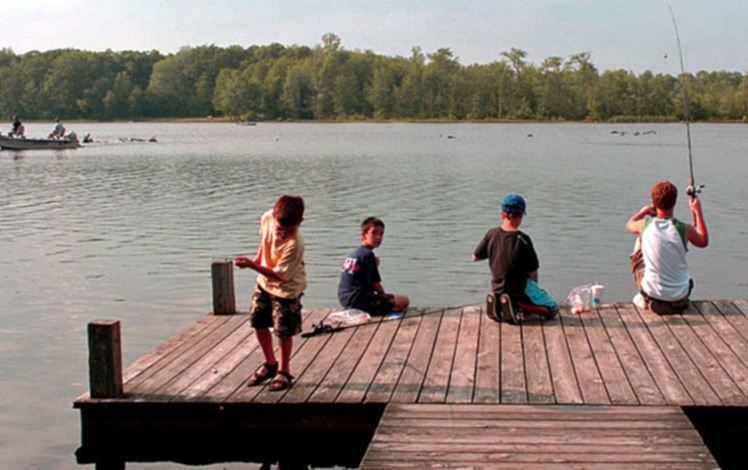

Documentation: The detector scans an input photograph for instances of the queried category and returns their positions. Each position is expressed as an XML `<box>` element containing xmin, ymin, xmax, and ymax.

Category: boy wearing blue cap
<box><xmin>472</xmin><ymin>194</ymin><xmax>559</xmax><ymax>324</ymax></box>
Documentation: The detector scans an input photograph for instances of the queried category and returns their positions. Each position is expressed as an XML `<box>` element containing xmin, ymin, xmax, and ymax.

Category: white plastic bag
<box><xmin>566</xmin><ymin>284</ymin><xmax>604</xmax><ymax>314</ymax></box>
<box><xmin>325</xmin><ymin>309</ymin><xmax>371</xmax><ymax>326</ymax></box>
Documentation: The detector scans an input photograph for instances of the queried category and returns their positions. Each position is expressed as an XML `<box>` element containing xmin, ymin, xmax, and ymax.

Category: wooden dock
<box><xmin>74</xmin><ymin>297</ymin><xmax>748</xmax><ymax>466</ymax></box>
<box><xmin>360</xmin><ymin>404</ymin><xmax>719</xmax><ymax>469</ymax></box>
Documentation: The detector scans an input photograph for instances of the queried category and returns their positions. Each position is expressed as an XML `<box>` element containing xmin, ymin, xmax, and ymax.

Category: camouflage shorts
<box><xmin>365</xmin><ymin>292</ymin><xmax>395</xmax><ymax>316</ymax></box>
<box><xmin>249</xmin><ymin>285</ymin><xmax>303</xmax><ymax>337</ymax></box>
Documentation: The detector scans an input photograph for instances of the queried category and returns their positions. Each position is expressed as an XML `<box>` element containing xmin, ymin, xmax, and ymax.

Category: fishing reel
<box><xmin>687</xmin><ymin>184</ymin><xmax>704</xmax><ymax>197</ymax></box>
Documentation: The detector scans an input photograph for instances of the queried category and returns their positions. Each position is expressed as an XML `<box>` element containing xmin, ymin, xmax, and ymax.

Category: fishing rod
<box><xmin>668</xmin><ymin>4</ymin><xmax>704</xmax><ymax>198</ymax></box>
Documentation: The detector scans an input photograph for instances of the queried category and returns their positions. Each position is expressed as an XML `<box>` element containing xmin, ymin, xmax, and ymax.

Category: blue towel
<box><xmin>525</xmin><ymin>279</ymin><xmax>559</xmax><ymax>311</ymax></box>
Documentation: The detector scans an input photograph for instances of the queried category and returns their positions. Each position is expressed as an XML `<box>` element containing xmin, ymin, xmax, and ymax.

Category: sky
<box><xmin>4</xmin><ymin>0</ymin><xmax>747</xmax><ymax>75</ymax></box>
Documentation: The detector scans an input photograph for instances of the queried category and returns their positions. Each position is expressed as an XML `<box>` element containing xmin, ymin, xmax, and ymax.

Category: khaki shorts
<box><xmin>249</xmin><ymin>285</ymin><xmax>303</xmax><ymax>337</ymax></box>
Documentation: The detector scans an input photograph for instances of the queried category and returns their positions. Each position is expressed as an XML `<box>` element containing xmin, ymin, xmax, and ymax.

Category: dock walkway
<box><xmin>75</xmin><ymin>298</ymin><xmax>748</xmax><ymax>466</ymax></box>
<box><xmin>360</xmin><ymin>404</ymin><xmax>718</xmax><ymax>469</ymax></box>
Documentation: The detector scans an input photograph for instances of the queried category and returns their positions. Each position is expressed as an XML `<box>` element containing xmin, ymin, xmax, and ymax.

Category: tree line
<box><xmin>1</xmin><ymin>33</ymin><xmax>747</xmax><ymax>123</ymax></box>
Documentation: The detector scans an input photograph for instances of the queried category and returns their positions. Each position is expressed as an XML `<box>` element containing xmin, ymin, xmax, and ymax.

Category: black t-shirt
<box><xmin>474</xmin><ymin>227</ymin><xmax>539</xmax><ymax>302</ymax></box>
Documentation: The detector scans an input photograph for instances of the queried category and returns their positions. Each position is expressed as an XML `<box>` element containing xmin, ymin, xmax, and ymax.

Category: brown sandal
<box><xmin>268</xmin><ymin>371</ymin><xmax>294</xmax><ymax>392</ymax></box>
<box><xmin>247</xmin><ymin>362</ymin><xmax>278</xmax><ymax>386</ymax></box>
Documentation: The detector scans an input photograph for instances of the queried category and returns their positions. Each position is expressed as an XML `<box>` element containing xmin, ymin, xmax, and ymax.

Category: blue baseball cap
<box><xmin>501</xmin><ymin>193</ymin><xmax>527</xmax><ymax>214</ymax></box>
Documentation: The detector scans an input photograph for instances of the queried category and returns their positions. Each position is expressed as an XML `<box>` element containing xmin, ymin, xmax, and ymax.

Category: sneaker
<box><xmin>633</xmin><ymin>293</ymin><xmax>647</xmax><ymax>310</ymax></box>
<box><xmin>499</xmin><ymin>293</ymin><xmax>519</xmax><ymax>324</ymax></box>
<box><xmin>485</xmin><ymin>294</ymin><xmax>500</xmax><ymax>322</ymax></box>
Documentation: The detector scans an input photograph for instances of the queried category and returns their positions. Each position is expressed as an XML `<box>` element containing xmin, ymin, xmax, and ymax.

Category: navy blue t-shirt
<box><xmin>337</xmin><ymin>245</ymin><xmax>381</xmax><ymax>309</ymax></box>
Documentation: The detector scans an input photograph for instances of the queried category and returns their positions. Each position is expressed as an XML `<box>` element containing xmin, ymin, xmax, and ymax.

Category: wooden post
<box><xmin>212</xmin><ymin>258</ymin><xmax>236</xmax><ymax>315</ymax></box>
<box><xmin>87</xmin><ymin>320</ymin><xmax>123</xmax><ymax>398</ymax></box>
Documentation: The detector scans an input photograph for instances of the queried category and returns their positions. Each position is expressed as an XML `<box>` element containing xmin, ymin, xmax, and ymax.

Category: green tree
<box><xmin>395</xmin><ymin>47</ymin><xmax>427</xmax><ymax>118</ymax></box>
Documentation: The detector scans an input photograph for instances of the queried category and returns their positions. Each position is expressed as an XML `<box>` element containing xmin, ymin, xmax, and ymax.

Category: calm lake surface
<box><xmin>1</xmin><ymin>121</ymin><xmax>747</xmax><ymax>469</ymax></box>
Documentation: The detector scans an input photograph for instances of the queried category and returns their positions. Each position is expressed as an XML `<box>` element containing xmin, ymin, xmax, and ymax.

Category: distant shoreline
<box><xmin>16</xmin><ymin>117</ymin><xmax>747</xmax><ymax>125</ymax></box>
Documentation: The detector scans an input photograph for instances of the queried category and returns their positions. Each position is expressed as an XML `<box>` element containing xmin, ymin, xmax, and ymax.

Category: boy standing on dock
<box><xmin>626</xmin><ymin>181</ymin><xmax>708</xmax><ymax>314</ymax></box>
<box><xmin>338</xmin><ymin>217</ymin><xmax>410</xmax><ymax>315</ymax></box>
<box><xmin>235</xmin><ymin>195</ymin><xmax>306</xmax><ymax>391</ymax></box>
<box><xmin>472</xmin><ymin>194</ymin><xmax>559</xmax><ymax>324</ymax></box>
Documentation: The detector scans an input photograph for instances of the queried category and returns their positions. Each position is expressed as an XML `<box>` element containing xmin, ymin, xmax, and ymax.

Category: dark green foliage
<box><xmin>1</xmin><ymin>40</ymin><xmax>746</xmax><ymax>122</ymax></box>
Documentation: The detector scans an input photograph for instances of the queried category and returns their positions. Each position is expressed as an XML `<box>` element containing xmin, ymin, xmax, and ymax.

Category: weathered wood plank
<box><xmin>706</xmin><ymin>300</ymin><xmax>748</xmax><ymax>373</ymax></box>
<box><xmin>418</xmin><ymin>307</ymin><xmax>462</xmax><ymax>403</ymax></box>
<box><xmin>597</xmin><ymin>303</ymin><xmax>665</xmax><ymax>405</ymax></box>
<box><xmin>617</xmin><ymin>303</ymin><xmax>693</xmax><ymax>405</ymax></box>
<box><xmin>335</xmin><ymin>310</ymin><xmax>400</xmax><ymax>403</ymax></box>
<box><xmin>662</xmin><ymin>303</ymin><xmax>747</xmax><ymax>405</ymax></box>
<box><xmin>446</xmin><ymin>305</ymin><xmax>481</xmax><ymax>403</ymax></box>
<box><xmin>158</xmin><ymin>319</ymin><xmax>251</xmax><ymax>399</ymax></box>
<box><xmin>224</xmin><ymin>308</ymin><xmax>329</xmax><ymax>403</ymax></box>
<box><xmin>500</xmin><ymin>313</ymin><xmax>527</xmax><ymax>403</ymax></box>
<box><xmin>631</xmin><ymin>303</ymin><xmax>720</xmax><ymax>406</ymax></box>
<box><xmin>121</xmin><ymin>314</ymin><xmax>225</xmax><ymax>385</ymax></box>
<box><xmin>561</xmin><ymin>308</ymin><xmax>610</xmax><ymax>404</ymax></box>
<box><xmin>280</xmin><ymin>310</ymin><xmax>354</xmax><ymax>403</ymax></box>
<box><xmin>176</xmin><ymin>323</ymin><xmax>258</xmax><ymax>402</ymax></box>
<box><xmin>252</xmin><ymin>309</ymin><xmax>336</xmax><ymax>404</ymax></box>
<box><xmin>361</xmin><ymin>404</ymin><xmax>717</xmax><ymax>470</ymax></box>
<box><xmin>306</xmin><ymin>309</ymin><xmax>381</xmax><ymax>403</ymax></box>
<box><xmin>473</xmin><ymin>307</ymin><xmax>501</xmax><ymax>403</ymax></box>
<box><xmin>365</xmin><ymin>311</ymin><xmax>422</xmax><ymax>403</ymax></box>
<box><xmin>124</xmin><ymin>314</ymin><xmax>247</xmax><ymax>397</ymax></box>
<box><xmin>580</xmin><ymin>306</ymin><xmax>638</xmax><ymax>405</ymax></box>
<box><xmin>522</xmin><ymin>316</ymin><xmax>554</xmax><ymax>404</ymax></box>
<box><xmin>389</xmin><ymin>307</ymin><xmax>443</xmax><ymax>403</ymax></box>
<box><xmin>544</xmin><ymin>310</ymin><xmax>582</xmax><ymax>404</ymax></box>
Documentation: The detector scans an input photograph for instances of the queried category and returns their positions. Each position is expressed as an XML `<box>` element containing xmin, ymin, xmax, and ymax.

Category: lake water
<box><xmin>1</xmin><ymin>121</ymin><xmax>746</xmax><ymax>469</ymax></box>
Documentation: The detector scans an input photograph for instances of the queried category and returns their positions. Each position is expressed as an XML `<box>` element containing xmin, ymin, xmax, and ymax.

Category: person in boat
<box><xmin>472</xmin><ymin>194</ymin><xmax>559</xmax><ymax>324</ymax></box>
<box><xmin>234</xmin><ymin>195</ymin><xmax>307</xmax><ymax>392</ymax></box>
<box><xmin>9</xmin><ymin>115</ymin><xmax>24</xmax><ymax>137</ymax></box>
<box><xmin>49</xmin><ymin>119</ymin><xmax>66</xmax><ymax>139</ymax></box>
<box><xmin>338</xmin><ymin>217</ymin><xmax>410</xmax><ymax>316</ymax></box>
<box><xmin>626</xmin><ymin>181</ymin><xmax>708</xmax><ymax>314</ymax></box>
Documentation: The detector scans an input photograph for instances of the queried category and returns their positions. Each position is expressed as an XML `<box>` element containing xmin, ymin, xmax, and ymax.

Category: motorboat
<box><xmin>0</xmin><ymin>134</ymin><xmax>81</xmax><ymax>150</ymax></box>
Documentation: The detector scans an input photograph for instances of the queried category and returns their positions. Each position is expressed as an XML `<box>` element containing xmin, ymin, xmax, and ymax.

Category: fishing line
<box><xmin>668</xmin><ymin>4</ymin><xmax>703</xmax><ymax>197</ymax></box>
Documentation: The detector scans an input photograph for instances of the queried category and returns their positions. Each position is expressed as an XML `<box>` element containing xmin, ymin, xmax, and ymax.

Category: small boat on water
<box><xmin>0</xmin><ymin>134</ymin><xmax>81</xmax><ymax>150</ymax></box>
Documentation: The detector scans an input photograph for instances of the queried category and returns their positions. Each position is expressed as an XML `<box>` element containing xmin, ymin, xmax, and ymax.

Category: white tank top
<box><xmin>640</xmin><ymin>217</ymin><xmax>690</xmax><ymax>301</ymax></box>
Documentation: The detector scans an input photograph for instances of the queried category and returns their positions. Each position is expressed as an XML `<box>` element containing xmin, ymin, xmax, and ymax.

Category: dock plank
<box><xmin>561</xmin><ymin>309</ymin><xmax>609</xmax><ymax>404</ymax></box>
<box><xmin>389</xmin><ymin>307</ymin><xmax>442</xmax><ymax>403</ymax></box>
<box><xmin>446</xmin><ymin>305</ymin><xmax>481</xmax><ymax>403</ymax></box>
<box><xmin>473</xmin><ymin>307</ymin><xmax>501</xmax><ymax>403</ymax></box>
<box><xmin>360</xmin><ymin>404</ymin><xmax>718</xmax><ymax>470</ymax></box>
<box><xmin>419</xmin><ymin>307</ymin><xmax>462</xmax><ymax>403</ymax></box>
<box><xmin>598</xmin><ymin>303</ymin><xmax>664</xmax><ymax>405</ymax></box>
<box><xmin>543</xmin><ymin>310</ymin><xmax>582</xmax><ymax>404</ymax></box>
<box><xmin>335</xmin><ymin>310</ymin><xmax>400</xmax><ymax>403</ymax></box>
<box><xmin>580</xmin><ymin>306</ymin><xmax>638</xmax><ymax>405</ymax></box>
<box><xmin>663</xmin><ymin>303</ymin><xmax>747</xmax><ymax>405</ymax></box>
<box><xmin>522</xmin><ymin>317</ymin><xmax>554</xmax><ymax>404</ymax></box>
<box><xmin>617</xmin><ymin>303</ymin><xmax>693</xmax><ymax>405</ymax></box>
<box><xmin>500</xmin><ymin>312</ymin><xmax>527</xmax><ymax>403</ymax></box>
<box><xmin>306</xmin><ymin>311</ymin><xmax>381</xmax><ymax>403</ymax></box>
<box><xmin>125</xmin><ymin>314</ymin><xmax>248</xmax><ymax>398</ymax></box>
<box><xmin>365</xmin><ymin>312</ymin><xmax>422</xmax><ymax>403</ymax></box>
